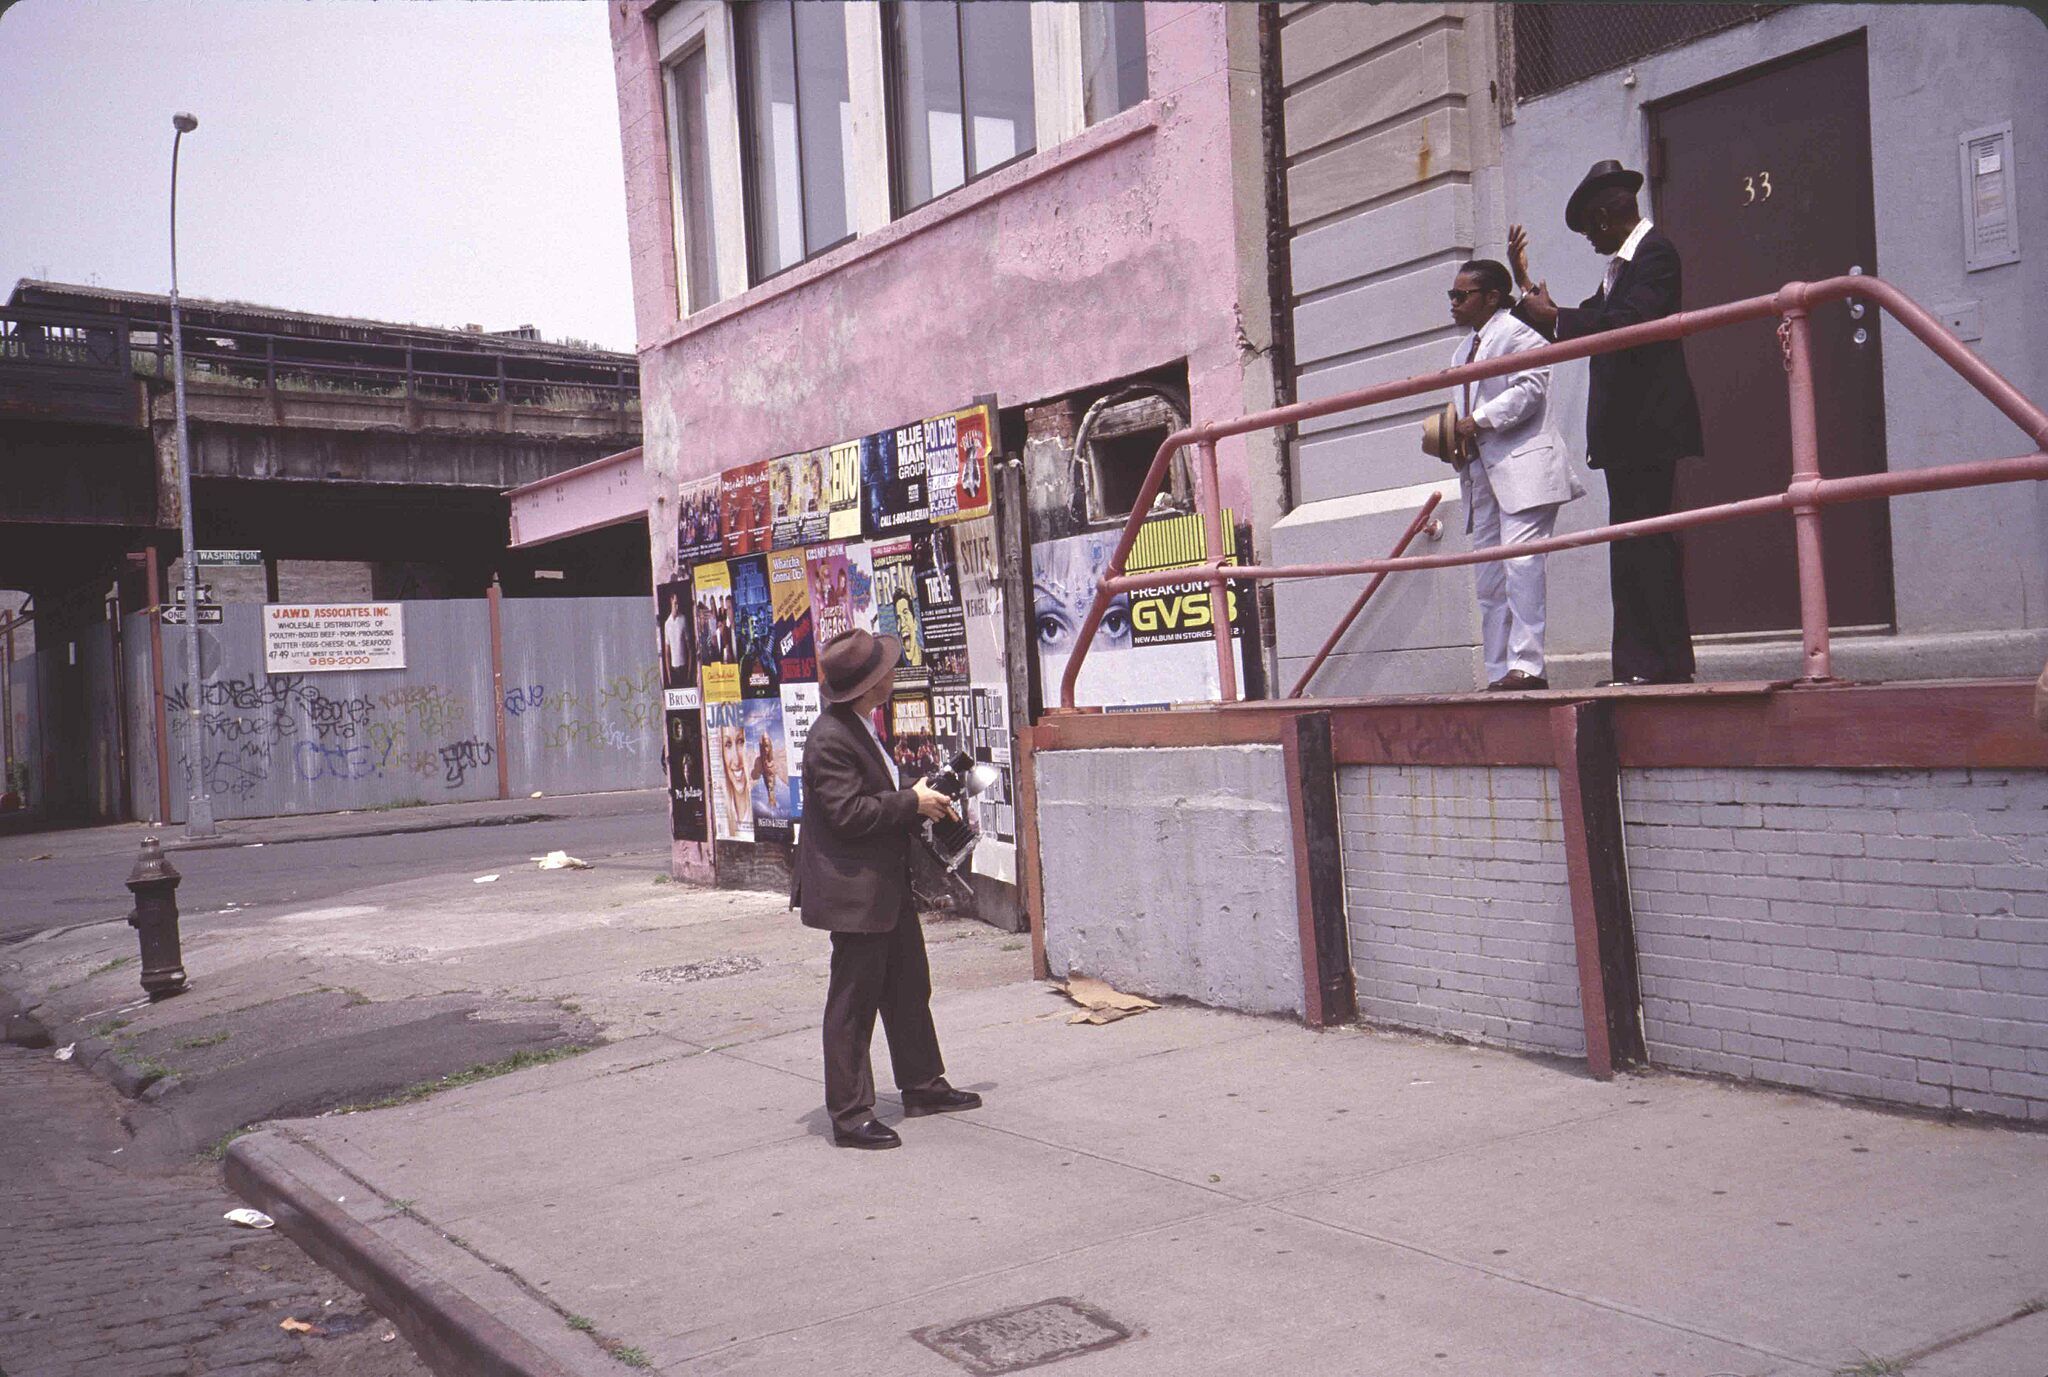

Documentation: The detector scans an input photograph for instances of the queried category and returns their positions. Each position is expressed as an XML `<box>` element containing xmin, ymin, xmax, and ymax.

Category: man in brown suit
<box><xmin>793</xmin><ymin>628</ymin><xmax>982</xmax><ymax>1149</ymax></box>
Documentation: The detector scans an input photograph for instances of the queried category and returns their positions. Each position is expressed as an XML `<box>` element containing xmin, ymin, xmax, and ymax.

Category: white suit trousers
<box><xmin>1466</xmin><ymin>461</ymin><xmax>1560</xmax><ymax>683</ymax></box>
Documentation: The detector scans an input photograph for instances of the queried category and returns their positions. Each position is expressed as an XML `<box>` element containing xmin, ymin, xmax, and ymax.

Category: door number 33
<box><xmin>1741</xmin><ymin>171</ymin><xmax>1775</xmax><ymax>205</ymax></box>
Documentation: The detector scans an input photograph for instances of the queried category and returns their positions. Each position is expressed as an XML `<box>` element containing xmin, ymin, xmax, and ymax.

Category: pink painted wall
<box><xmin>608</xmin><ymin>3</ymin><xmax>1258</xmax><ymax>545</ymax></box>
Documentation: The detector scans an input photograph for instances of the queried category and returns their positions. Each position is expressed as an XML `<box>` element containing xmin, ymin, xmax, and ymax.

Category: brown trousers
<box><xmin>823</xmin><ymin>901</ymin><xmax>944</xmax><ymax>1133</ymax></box>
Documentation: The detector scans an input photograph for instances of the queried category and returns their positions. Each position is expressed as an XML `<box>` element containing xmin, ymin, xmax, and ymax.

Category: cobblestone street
<box><xmin>0</xmin><ymin>1045</ymin><xmax>429</xmax><ymax>1377</ymax></box>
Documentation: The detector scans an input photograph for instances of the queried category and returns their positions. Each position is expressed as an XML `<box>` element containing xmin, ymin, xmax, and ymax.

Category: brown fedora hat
<box><xmin>1565</xmin><ymin>158</ymin><xmax>1645</xmax><ymax>233</ymax></box>
<box><xmin>1420</xmin><ymin>401</ymin><xmax>1463</xmax><ymax>465</ymax></box>
<box><xmin>817</xmin><ymin>628</ymin><xmax>902</xmax><ymax>704</ymax></box>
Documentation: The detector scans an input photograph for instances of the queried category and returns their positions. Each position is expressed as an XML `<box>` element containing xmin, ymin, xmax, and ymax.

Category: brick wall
<box><xmin>1624</xmin><ymin>768</ymin><xmax>2048</xmax><ymax>1123</ymax></box>
<box><xmin>1339</xmin><ymin>765</ymin><xmax>1585</xmax><ymax>1057</ymax></box>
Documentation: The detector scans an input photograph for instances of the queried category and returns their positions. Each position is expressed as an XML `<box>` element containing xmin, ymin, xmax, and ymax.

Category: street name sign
<box><xmin>195</xmin><ymin>549</ymin><xmax>264</xmax><ymax>566</ymax></box>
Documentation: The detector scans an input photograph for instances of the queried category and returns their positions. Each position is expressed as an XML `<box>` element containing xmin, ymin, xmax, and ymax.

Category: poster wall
<box><xmin>656</xmin><ymin>574</ymin><xmax>698</xmax><ymax>693</ymax></box>
<box><xmin>665</xmin><ymin>708</ymin><xmax>708</xmax><ymax>842</ymax></box>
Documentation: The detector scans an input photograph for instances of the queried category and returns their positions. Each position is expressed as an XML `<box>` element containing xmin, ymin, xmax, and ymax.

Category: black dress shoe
<box><xmin>1595</xmin><ymin>676</ymin><xmax>1653</xmax><ymax>687</ymax></box>
<box><xmin>832</xmin><ymin>1119</ymin><xmax>902</xmax><ymax>1150</ymax></box>
<box><xmin>1485</xmin><ymin>671</ymin><xmax>1548</xmax><ymax>692</ymax></box>
<box><xmin>901</xmin><ymin>1084</ymin><xmax>982</xmax><ymax>1116</ymax></box>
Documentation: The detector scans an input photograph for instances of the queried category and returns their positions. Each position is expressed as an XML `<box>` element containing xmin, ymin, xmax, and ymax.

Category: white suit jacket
<box><xmin>1451</xmin><ymin>310</ymin><xmax>1585</xmax><ymax>514</ymax></box>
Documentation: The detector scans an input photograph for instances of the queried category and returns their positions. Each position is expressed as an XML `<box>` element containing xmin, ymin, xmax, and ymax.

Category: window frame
<box><xmin>882</xmin><ymin>0</ymin><xmax>1041</xmax><ymax>221</ymax></box>
<box><xmin>733</xmin><ymin>0</ymin><xmax>859</xmax><ymax>288</ymax></box>
<box><xmin>665</xmin><ymin>39</ymin><xmax>722</xmax><ymax>315</ymax></box>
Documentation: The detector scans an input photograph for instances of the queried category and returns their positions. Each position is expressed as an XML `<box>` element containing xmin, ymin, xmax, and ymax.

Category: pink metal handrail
<box><xmin>1056</xmin><ymin>276</ymin><xmax>2048</xmax><ymax>710</ymax></box>
<box><xmin>1288</xmin><ymin>491</ymin><xmax>1442</xmax><ymax>698</ymax></box>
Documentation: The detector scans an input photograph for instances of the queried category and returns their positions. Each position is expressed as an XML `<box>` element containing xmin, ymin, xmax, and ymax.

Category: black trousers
<box><xmin>823</xmin><ymin>902</ymin><xmax>944</xmax><ymax>1133</ymax></box>
<box><xmin>1604</xmin><ymin>460</ymin><xmax>1696</xmax><ymax>683</ymax></box>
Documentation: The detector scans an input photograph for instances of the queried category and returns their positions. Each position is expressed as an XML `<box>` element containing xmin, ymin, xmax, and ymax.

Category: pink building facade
<box><xmin>608</xmin><ymin>2</ymin><xmax>1282</xmax><ymax>891</ymax></box>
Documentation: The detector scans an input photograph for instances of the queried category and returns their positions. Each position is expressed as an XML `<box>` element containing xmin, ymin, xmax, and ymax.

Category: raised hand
<box><xmin>1507</xmin><ymin>224</ymin><xmax>1535</xmax><ymax>293</ymax></box>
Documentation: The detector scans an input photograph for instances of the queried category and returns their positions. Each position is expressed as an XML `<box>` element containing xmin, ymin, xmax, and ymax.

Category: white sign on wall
<box><xmin>263</xmin><ymin>603</ymin><xmax>406</xmax><ymax>673</ymax></box>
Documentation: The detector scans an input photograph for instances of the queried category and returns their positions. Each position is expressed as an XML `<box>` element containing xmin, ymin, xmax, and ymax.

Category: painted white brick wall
<box><xmin>1338</xmin><ymin>765</ymin><xmax>1585</xmax><ymax>1058</ymax></box>
<box><xmin>1624</xmin><ymin>768</ymin><xmax>2048</xmax><ymax>1123</ymax></box>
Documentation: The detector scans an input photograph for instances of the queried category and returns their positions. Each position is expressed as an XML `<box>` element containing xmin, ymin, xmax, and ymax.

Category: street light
<box><xmin>169</xmin><ymin>110</ymin><xmax>215</xmax><ymax>838</ymax></box>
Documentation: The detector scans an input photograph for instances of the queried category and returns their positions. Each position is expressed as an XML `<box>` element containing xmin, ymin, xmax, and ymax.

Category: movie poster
<box><xmin>768</xmin><ymin>549</ymin><xmax>816</xmax><ymax>683</ymax></box>
<box><xmin>956</xmin><ymin>517</ymin><xmax>1005</xmax><ymax>686</ymax></box>
<box><xmin>770</xmin><ymin>450</ymin><xmax>829</xmax><ymax>548</ymax></box>
<box><xmin>804</xmin><ymin>541</ymin><xmax>875</xmax><ymax>647</ymax></box>
<box><xmin>706</xmin><ymin>700</ymin><xmax>752</xmax><ymax>843</ymax></box>
<box><xmin>656</xmin><ymin>574</ymin><xmax>698</xmax><ymax>694</ymax></box>
<box><xmin>870</xmin><ymin>537</ymin><xmax>925</xmax><ymax>692</ymax></box>
<box><xmin>693</xmin><ymin>560</ymin><xmax>740</xmax><ymax>703</ymax></box>
<box><xmin>720</xmin><ymin>459</ymin><xmax>772</xmax><ymax>556</ymax></box>
<box><xmin>913</xmin><ymin>527</ymin><xmax>969</xmax><ymax>689</ymax></box>
<box><xmin>970</xmin><ymin>684</ymin><xmax>1016</xmax><ymax>881</ymax></box>
<box><xmin>677</xmin><ymin>475</ymin><xmax>724</xmax><ymax>566</ymax></box>
<box><xmin>889</xmin><ymin>692</ymin><xmax>940</xmax><ymax>782</ymax></box>
<box><xmin>862</xmin><ymin>426</ymin><xmax>928</xmax><ymax>537</ymax></box>
<box><xmin>928</xmin><ymin>403</ymin><xmax>993</xmax><ymax>524</ymax></box>
<box><xmin>779</xmin><ymin>682</ymin><xmax>819</xmax><ymax>836</ymax></box>
<box><xmin>826</xmin><ymin>439</ymin><xmax>863</xmax><ymax>541</ymax></box>
<box><xmin>665</xmin><ymin>708</ymin><xmax>708</xmax><ymax>842</ymax></box>
<box><xmin>743</xmin><ymin>697</ymin><xmax>795</xmax><ymax>846</ymax></box>
<box><xmin>731</xmin><ymin>553</ymin><xmax>778</xmax><ymax>700</ymax></box>
<box><xmin>1030</xmin><ymin>510</ymin><xmax>1251</xmax><ymax>709</ymax></box>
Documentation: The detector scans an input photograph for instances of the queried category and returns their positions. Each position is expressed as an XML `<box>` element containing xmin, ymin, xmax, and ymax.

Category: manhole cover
<box><xmin>639</xmin><ymin>955</ymin><xmax>765</xmax><ymax>984</ymax></box>
<box><xmin>912</xmin><ymin>1297</ymin><xmax>1131</xmax><ymax>1374</ymax></box>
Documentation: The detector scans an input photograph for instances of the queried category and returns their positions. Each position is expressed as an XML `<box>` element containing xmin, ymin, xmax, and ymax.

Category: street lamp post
<box><xmin>169</xmin><ymin>111</ymin><xmax>215</xmax><ymax>839</ymax></box>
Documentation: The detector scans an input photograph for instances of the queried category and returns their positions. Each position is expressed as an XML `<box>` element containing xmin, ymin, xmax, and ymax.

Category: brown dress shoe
<box><xmin>1486</xmin><ymin>670</ymin><xmax>1548</xmax><ymax>692</ymax></box>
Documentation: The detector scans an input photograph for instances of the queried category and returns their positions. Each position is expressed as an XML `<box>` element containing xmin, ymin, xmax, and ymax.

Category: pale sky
<box><xmin>0</xmin><ymin>0</ymin><xmax>636</xmax><ymax>351</ymax></box>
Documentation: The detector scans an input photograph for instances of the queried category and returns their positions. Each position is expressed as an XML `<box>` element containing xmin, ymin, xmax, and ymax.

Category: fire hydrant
<box><xmin>125</xmin><ymin>837</ymin><xmax>189</xmax><ymax>1001</ymax></box>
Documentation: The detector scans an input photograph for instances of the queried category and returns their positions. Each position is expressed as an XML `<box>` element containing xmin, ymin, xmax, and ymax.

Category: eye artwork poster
<box><xmin>677</xmin><ymin>475</ymin><xmax>725</xmax><ymax>566</ymax></box>
<box><xmin>912</xmin><ymin>527</ymin><xmax>969</xmax><ymax>690</ymax></box>
<box><xmin>770</xmin><ymin>450</ymin><xmax>829</xmax><ymax>549</ymax></box>
<box><xmin>804</xmin><ymin>540</ymin><xmax>875</xmax><ymax>646</ymax></box>
<box><xmin>730</xmin><ymin>553</ymin><xmax>779</xmax><ymax>700</ymax></box>
<box><xmin>720</xmin><ymin>459</ymin><xmax>772</xmax><ymax>557</ymax></box>
<box><xmin>665</xmin><ymin>708</ymin><xmax>708</xmax><ymax>842</ymax></box>
<box><xmin>826</xmin><ymin>439</ymin><xmax>863</xmax><ymax>541</ymax></box>
<box><xmin>870</xmin><ymin>537</ymin><xmax>925</xmax><ymax>693</ymax></box>
<box><xmin>1030</xmin><ymin>509</ymin><xmax>1250</xmax><ymax>710</ymax></box>
<box><xmin>768</xmin><ymin>549</ymin><xmax>816</xmax><ymax>683</ymax></box>
<box><xmin>706</xmin><ymin>700</ymin><xmax>753</xmax><ymax>843</ymax></box>
<box><xmin>693</xmin><ymin>560</ymin><xmax>741</xmax><ymax>703</ymax></box>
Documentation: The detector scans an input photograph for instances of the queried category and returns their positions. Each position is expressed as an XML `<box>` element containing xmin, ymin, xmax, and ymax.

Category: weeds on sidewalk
<box><xmin>566</xmin><ymin>1314</ymin><xmax>649</xmax><ymax>1367</ymax></box>
<box><xmin>1832</xmin><ymin>1360</ymin><xmax>1906</xmax><ymax>1376</ymax></box>
<box><xmin>88</xmin><ymin>957</ymin><xmax>133</xmax><ymax>977</ymax></box>
<box><xmin>204</xmin><ymin>1126</ymin><xmax>257</xmax><ymax>1161</ymax></box>
<box><xmin>175</xmin><ymin>1031</ymin><xmax>230</xmax><ymax>1050</ymax></box>
<box><xmin>328</xmin><ymin>1043</ymin><xmax>596</xmax><ymax>1115</ymax></box>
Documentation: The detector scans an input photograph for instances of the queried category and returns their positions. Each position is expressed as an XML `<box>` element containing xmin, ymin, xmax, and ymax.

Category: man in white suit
<box><xmin>1447</xmin><ymin>258</ymin><xmax>1584</xmax><ymax>691</ymax></box>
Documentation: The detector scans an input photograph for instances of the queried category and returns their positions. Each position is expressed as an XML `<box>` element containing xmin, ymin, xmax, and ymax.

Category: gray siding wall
<box><xmin>1339</xmin><ymin>763</ymin><xmax>1585</xmax><ymax>1057</ymax></box>
<box><xmin>1625</xmin><ymin>767</ymin><xmax>2048</xmax><ymax>1124</ymax></box>
<box><xmin>1037</xmin><ymin>745</ymin><xmax>1306</xmax><ymax>1017</ymax></box>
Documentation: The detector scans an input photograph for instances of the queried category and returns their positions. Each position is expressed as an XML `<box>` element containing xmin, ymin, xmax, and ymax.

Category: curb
<box><xmin>224</xmin><ymin>1131</ymin><xmax>616</xmax><ymax>1377</ymax></box>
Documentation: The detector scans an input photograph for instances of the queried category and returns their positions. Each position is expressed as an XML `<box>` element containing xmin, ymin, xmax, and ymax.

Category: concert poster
<box><xmin>928</xmin><ymin>402</ymin><xmax>993</xmax><ymax>524</ymax></box>
<box><xmin>770</xmin><ymin>449</ymin><xmax>829</xmax><ymax>549</ymax></box>
<box><xmin>826</xmin><ymin>439</ymin><xmax>863</xmax><ymax>541</ymax></box>
<box><xmin>677</xmin><ymin>475</ymin><xmax>724</xmax><ymax>565</ymax></box>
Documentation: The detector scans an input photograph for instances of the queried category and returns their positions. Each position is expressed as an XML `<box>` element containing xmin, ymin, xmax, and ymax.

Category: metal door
<box><xmin>1649</xmin><ymin>34</ymin><xmax>1893</xmax><ymax>634</ymax></box>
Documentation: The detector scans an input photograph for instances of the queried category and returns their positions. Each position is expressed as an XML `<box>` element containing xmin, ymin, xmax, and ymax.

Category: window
<box><xmin>735</xmin><ymin>0</ymin><xmax>857</xmax><ymax>282</ymax></box>
<box><xmin>1081</xmin><ymin>2</ymin><xmax>1147</xmax><ymax>124</ymax></box>
<box><xmin>885</xmin><ymin>1</ymin><xmax>1037</xmax><ymax>215</ymax></box>
<box><xmin>669</xmin><ymin>43</ymin><xmax>722</xmax><ymax>313</ymax></box>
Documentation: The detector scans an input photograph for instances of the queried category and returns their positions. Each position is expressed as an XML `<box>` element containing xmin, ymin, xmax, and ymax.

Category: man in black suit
<box><xmin>792</xmin><ymin>628</ymin><xmax>982</xmax><ymax>1149</ymax></box>
<box><xmin>1510</xmin><ymin>159</ymin><xmax>1703</xmax><ymax>685</ymax></box>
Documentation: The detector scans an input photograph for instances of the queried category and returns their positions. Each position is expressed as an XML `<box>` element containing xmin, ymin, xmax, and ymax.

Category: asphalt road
<box><xmin>1</xmin><ymin>808</ymin><xmax>671</xmax><ymax>945</ymax></box>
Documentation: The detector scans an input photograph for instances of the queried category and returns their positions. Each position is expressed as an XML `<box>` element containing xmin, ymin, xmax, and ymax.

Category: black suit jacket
<box><xmin>791</xmin><ymin>705</ymin><xmax>920</xmax><ymax>933</ymax></box>
<box><xmin>1517</xmin><ymin>227</ymin><xmax>1704</xmax><ymax>470</ymax></box>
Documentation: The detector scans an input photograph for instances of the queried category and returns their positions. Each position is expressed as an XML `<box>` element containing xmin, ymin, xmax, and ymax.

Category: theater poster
<box><xmin>731</xmin><ymin>553</ymin><xmax>779</xmax><ymax>700</ymax></box>
<box><xmin>706</xmin><ymin>700</ymin><xmax>752</xmax><ymax>843</ymax></box>
<box><xmin>768</xmin><ymin>549</ymin><xmax>816</xmax><ymax>683</ymax></box>
<box><xmin>693</xmin><ymin>560</ymin><xmax>740</xmax><ymax>703</ymax></box>
<box><xmin>665</xmin><ymin>708</ymin><xmax>708</xmax><ymax>842</ymax></box>
<box><xmin>889</xmin><ymin>691</ymin><xmax>940</xmax><ymax>782</ymax></box>
<box><xmin>913</xmin><ymin>527</ymin><xmax>969</xmax><ymax>690</ymax></box>
<box><xmin>770</xmin><ymin>450</ymin><xmax>829</xmax><ymax>549</ymax></box>
<box><xmin>928</xmin><ymin>402</ymin><xmax>994</xmax><ymax>525</ymax></box>
<box><xmin>720</xmin><ymin>459</ymin><xmax>771</xmax><ymax>556</ymax></box>
<box><xmin>804</xmin><ymin>540</ymin><xmax>875</xmax><ymax>646</ymax></box>
<box><xmin>677</xmin><ymin>475</ymin><xmax>724</xmax><ymax>566</ymax></box>
<box><xmin>826</xmin><ymin>439</ymin><xmax>863</xmax><ymax>540</ymax></box>
<box><xmin>862</xmin><ymin>426</ymin><xmax>928</xmax><ymax>537</ymax></box>
<box><xmin>1030</xmin><ymin>510</ymin><xmax>1253</xmax><ymax>710</ymax></box>
<box><xmin>871</xmin><ymin>537</ymin><xmax>925</xmax><ymax>692</ymax></box>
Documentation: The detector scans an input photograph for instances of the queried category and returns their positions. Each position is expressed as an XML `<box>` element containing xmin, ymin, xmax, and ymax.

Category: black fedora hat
<box><xmin>1564</xmin><ymin>159</ymin><xmax>1645</xmax><ymax>233</ymax></box>
<box><xmin>817</xmin><ymin>627</ymin><xmax>902</xmax><ymax>705</ymax></box>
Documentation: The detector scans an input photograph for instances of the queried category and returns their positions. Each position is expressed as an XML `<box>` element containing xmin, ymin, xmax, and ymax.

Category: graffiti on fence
<box><xmin>502</xmin><ymin>684</ymin><xmax>546</xmax><ymax>716</ymax></box>
<box><xmin>438</xmin><ymin>737</ymin><xmax>496</xmax><ymax>788</ymax></box>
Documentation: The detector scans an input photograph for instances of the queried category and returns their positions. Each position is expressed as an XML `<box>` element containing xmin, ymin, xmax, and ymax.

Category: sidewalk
<box><xmin>208</xmin><ymin>915</ymin><xmax>2044</xmax><ymax>1375</ymax></box>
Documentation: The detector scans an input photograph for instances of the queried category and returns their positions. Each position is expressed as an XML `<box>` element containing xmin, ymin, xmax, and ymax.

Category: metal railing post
<box><xmin>1195</xmin><ymin>439</ymin><xmax>1238</xmax><ymax>703</ymax></box>
<box><xmin>1781</xmin><ymin>303</ymin><xmax>1835</xmax><ymax>683</ymax></box>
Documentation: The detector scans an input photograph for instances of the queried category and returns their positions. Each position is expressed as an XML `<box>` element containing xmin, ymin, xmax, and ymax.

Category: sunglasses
<box><xmin>1447</xmin><ymin>287</ymin><xmax>1486</xmax><ymax>303</ymax></box>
